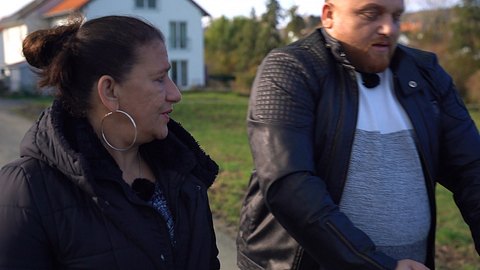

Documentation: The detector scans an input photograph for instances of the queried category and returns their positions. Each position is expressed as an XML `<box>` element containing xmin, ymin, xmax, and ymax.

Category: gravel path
<box><xmin>0</xmin><ymin>98</ymin><xmax>238</xmax><ymax>269</ymax></box>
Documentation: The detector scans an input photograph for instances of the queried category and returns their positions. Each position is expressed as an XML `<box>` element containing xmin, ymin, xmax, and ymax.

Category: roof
<box><xmin>400</xmin><ymin>21</ymin><xmax>422</xmax><ymax>33</ymax></box>
<box><xmin>44</xmin><ymin>0</ymin><xmax>90</xmax><ymax>17</ymax></box>
<box><xmin>189</xmin><ymin>0</ymin><xmax>210</xmax><ymax>17</ymax></box>
<box><xmin>44</xmin><ymin>0</ymin><xmax>209</xmax><ymax>18</ymax></box>
<box><xmin>1</xmin><ymin>0</ymin><xmax>210</xmax><ymax>24</ymax></box>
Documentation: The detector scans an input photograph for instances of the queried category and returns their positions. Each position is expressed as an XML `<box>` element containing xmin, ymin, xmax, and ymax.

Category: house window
<box><xmin>3</xmin><ymin>25</ymin><xmax>28</xmax><ymax>65</ymax></box>
<box><xmin>171</xmin><ymin>60</ymin><xmax>188</xmax><ymax>87</ymax></box>
<box><xmin>135</xmin><ymin>0</ymin><xmax>156</xmax><ymax>9</ymax></box>
<box><xmin>169</xmin><ymin>21</ymin><xmax>187</xmax><ymax>49</ymax></box>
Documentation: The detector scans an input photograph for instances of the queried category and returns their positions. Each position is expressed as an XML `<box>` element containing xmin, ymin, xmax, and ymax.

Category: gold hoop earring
<box><xmin>101</xmin><ymin>110</ymin><xmax>137</xmax><ymax>151</ymax></box>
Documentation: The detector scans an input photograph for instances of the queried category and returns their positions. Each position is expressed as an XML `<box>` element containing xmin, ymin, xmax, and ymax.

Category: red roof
<box><xmin>44</xmin><ymin>0</ymin><xmax>90</xmax><ymax>17</ymax></box>
<box><xmin>400</xmin><ymin>21</ymin><xmax>422</xmax><ymax>33</ymax></box>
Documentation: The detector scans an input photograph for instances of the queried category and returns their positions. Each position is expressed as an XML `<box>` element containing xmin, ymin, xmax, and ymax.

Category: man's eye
<box><xmin>393</xmin><ymin>13</ymin><xmax>403</xmax><ymax>24</ymax></box>
<box><xmin>361</xmin><ymin>11</ymin><xmax>379</xmax><ymax>21</ymax></box>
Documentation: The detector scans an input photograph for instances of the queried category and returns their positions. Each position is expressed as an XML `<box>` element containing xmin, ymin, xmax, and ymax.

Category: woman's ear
<box><xmin>96</xmin><ymin>75</ymin><xmax>118</xmax><ymax>112</ymax></box>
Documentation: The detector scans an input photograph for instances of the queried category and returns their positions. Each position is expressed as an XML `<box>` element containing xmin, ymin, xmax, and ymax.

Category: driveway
<box><xmin>0</xmin><ymin>98</ymin><xmax>238</xmax><ymax>269</ymax></box>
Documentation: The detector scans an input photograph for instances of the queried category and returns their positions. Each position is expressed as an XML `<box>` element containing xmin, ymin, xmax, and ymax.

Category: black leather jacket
<box><xmin>237</xmin><ymin>28</ymin><xmax>480</xmax><ymax>270</ymax></box>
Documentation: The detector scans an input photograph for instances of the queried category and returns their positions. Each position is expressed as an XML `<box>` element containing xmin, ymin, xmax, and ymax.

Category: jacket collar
<box><xmin>139</xmin><ymin>119</ymin><xmax>218</xmax><ymax>188</ymax></box>
<box><xmin>20</xmin><ymin>100</ymin><xmax>218</xmax><ymax>196</ymax></box>
<box><xmin>73</xmin><ymin>111</ymin><xmax>219</xmax><ymax>190</ymax></box>
<box><xmin>20</xmin><ymin>100</ymin><xmax>97</xmax><ymax>197</ymax></box>
<box><xmin>319</xmin><ymin>28</ymin><xmax>424</xmax><ymax>96</ymax></box>
<box><xmin>390</xmin><ymin>46</ymin><xmax>426</xmax><ymax>96</ymax></box>
<box><xmin>320</xmin><ymin>28</ymin><xmax>354</xmax><ymax>69</ymax></box>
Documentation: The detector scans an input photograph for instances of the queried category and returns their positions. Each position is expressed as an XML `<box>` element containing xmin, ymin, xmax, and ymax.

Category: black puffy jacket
<box><xmin>0</xmin><ymin>100</ymin><xmax>220</xmax><ymax>270</ymax></box>
<box><xmin>237</xmin><ymin>28</ymin><xmax>480</xmax><ymax>270</ymax></box>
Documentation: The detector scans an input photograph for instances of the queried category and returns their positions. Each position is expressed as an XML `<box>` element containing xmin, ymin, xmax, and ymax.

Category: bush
<box><xmin>232</xmin><ymin>66</ymin><xmax>257</xmax><ymax>96</ymax></box>
<box><xmin>466</xmin><ymin>69</ymin><xmax>480</xmax><ymax>105</ymax></box>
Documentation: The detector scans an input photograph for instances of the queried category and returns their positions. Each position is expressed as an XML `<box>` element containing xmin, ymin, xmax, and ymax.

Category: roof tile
<box><xmin>44</xmin><ymin>0</ymin><xmax>90</xmax><ymax>17</ymax></box>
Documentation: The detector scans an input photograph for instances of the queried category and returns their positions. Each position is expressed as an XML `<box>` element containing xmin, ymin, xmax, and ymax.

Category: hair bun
<box><xmin>22</xmin><ymin>22</ymin><xmax>81</xmax><ymax>69</ymax></box>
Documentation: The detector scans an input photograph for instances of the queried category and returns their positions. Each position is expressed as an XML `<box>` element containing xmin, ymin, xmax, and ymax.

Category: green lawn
<box><xmin>172</xmin><ymin>92</ymin><xmax>480</xmax><ymax>269</ymax></box>
<box><xmin>170</xmin><ymin>91</ymin><xmax>252</xmax><ymax>227</ymax></box>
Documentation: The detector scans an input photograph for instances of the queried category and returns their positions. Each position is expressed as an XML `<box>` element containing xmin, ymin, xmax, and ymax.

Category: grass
<box><xmin>7</xmin><ymin>92</ymin><xmax>480</xmax><ymax>268</ymax></box>
<box><xmin>170</xmin><ymin>91</ymin><xmax>252</xmax><ymax>228</ymax></box>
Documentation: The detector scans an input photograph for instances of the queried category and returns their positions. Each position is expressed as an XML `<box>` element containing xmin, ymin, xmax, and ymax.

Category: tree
<box><xmin>305</xmin><ymin>15</ymin><xmax>322</xmax><ymax>32</ymax></box>
<box><xmin>233</xmin><ymin>9</ymin><xmax>263</xmax><ymax>93</ymax></box>
<box><xmin>466</xmin><ymin>70</ymin><xmax>480</xmax><ymax>104</ymax></box>
<box><xmin>255</xmin><ymin>0</ymin><xmax>284</xmax><ymax>59</ymax></box>
<box><xmin>284</xmin><ymin>5</ymin><xmax>307</xmax><ymax>42</ymax></box>
<box><xmin>204</xmin><ymin>1</ymin><xmax>287</xmax><ymax>94</ymax></box>
<box><xmin>204</xmin><ymin>16</ymin><xmax>237</xmax><ymax>76</ymax></box>
<box><xmin>446</xmin><ymin>0</ymin><xmax>480</xmax><ymax>96</ymax></box>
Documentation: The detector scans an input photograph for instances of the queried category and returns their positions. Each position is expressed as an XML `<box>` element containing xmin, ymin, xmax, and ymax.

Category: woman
<box><xmin>0</xmin><ymin>15</ymin><xmax>220</xmax><ymax>270</ymax></box>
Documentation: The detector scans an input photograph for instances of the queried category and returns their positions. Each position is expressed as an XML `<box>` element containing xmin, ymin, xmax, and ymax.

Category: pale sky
<box><xmin>0</xmin><ymin>0</ymin><xmax>459</xmax><ymax>21</ymax></box>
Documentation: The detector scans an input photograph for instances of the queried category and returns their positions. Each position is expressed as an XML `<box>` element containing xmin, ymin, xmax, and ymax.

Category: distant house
<box><xmin>0</xmin><ymin>0</ymin><xmax>210</xmax><ymax>92</ymax></box>
<box><xmin>401</xmin><ymin>21</ymin><xmax>422</xmax><ymax>33</ymax></box>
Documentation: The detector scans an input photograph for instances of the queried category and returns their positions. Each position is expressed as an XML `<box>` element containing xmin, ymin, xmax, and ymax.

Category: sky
<box><xmin>0</xmin><ymin>0</ymin><xmax>459</xmax><ymax>21</ymax></box>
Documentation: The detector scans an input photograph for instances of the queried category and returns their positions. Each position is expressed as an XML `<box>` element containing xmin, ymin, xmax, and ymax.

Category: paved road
<box><xmin>0</xmin><ymin>98</ymin><xmax>238</xmax><ymax>269</ymax></box>
<box><xmin>0</xmin><ymin>99</ymin><xmax>32</xmax><ymax>167</ymax></box>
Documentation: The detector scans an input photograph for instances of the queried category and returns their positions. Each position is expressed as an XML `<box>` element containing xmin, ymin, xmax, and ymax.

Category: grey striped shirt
<box><xmin>339</xmin><ymin>70</ymin><xmax>430</xmax><ymax>263</ymax></box>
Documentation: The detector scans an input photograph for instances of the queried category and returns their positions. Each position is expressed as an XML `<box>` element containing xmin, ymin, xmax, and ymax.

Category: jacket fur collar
<box><xmin>20</xmin><ymin>99</ymin><xmax>218</xmax><ymax>197</ymax></box>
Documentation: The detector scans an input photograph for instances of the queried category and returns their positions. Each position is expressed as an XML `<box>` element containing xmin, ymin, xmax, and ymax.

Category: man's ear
<box><xmin>96</xmin><ymin>75</ymin><xmax>118</xmax><ymax>112</ymax></box>
<box><xmin>322</xmin><ymin>2</ymin><xmax>334</xmax><ymax>29</ymax></box>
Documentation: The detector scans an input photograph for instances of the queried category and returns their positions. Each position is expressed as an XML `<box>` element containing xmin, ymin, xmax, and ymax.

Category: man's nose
<box><xmin>378</xmin><ymin>15</ymin><xmax>399</xmax><ymax>36</ymax></box>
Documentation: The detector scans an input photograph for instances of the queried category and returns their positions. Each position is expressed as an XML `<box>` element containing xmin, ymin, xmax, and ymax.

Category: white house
<box><xmin>0</xmin><ymin>0</ymin><xmax>210</xmax><ymax>92</ymax></box>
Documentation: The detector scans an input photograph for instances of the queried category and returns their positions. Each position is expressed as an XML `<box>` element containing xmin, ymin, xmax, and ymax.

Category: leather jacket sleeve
<box><xmin>247</xmin><ymin>48</ymin><xmax>398</xmax><ymax>269</ymax></box>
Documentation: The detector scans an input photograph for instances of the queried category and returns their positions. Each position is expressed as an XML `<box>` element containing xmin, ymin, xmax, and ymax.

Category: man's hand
<box><xmin>395</xmin><ymin>259</ymin><xmax>430</xmax><ymax>270</ymax></box>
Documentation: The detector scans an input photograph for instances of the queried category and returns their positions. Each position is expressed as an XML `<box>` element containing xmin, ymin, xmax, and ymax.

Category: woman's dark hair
<box><xmin>22</xmin><ymin>15</ymin><xmax>165</xmax><ymax>116</ymax></box>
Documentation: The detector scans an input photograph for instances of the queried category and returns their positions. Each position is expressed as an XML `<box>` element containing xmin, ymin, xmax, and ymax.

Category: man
<box><xmin>236</xmin><ymin>0</ymin><xmax>480</xmax><ymax>269</ymax></box>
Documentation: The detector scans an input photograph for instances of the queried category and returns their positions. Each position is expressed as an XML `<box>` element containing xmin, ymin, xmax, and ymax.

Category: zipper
<box><xmin>169</xmin><ymin>172</ymin><xmax>183</xmax><ymax>247</ymax></box>
<box><xmin>393</xmin><ymin>74</ymin><xmax>436</xmax><ymax>207</ymax></box>
<box><xmin>334</xmin><ymin>67</ymin><xmax>359</xmax><ymax>198</ymax></box>
<box><xmin>326</xmin><ymin>221</ymin><xmax>387</xmax><ymax>270</ymax></box>
<box><xmin>292</xmin><ymin>247</ymin><xmax>305</xmax><ymax>269</ymax></box>
<box><xmin>393</xmin><ymin>73</ymin><xmax>437</xmax><ymax>266</ymax></box>
<box><xmin>416</xmin><ymin>149</ymin><xmax>436</xmax><ymax>215</ymax></box>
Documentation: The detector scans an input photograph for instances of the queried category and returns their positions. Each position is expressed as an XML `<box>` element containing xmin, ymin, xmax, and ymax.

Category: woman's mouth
<box><xmin>161</xmin><ymin>109</ymin><xmax>172</xmax><ymax>120</ymax></box>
